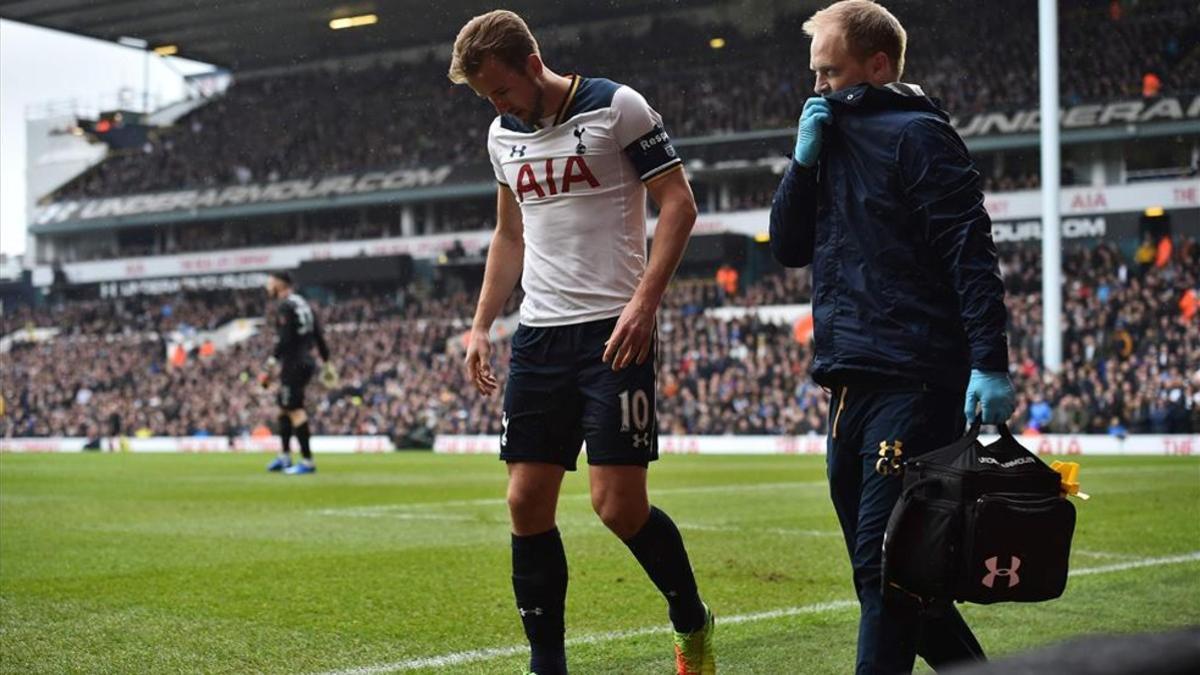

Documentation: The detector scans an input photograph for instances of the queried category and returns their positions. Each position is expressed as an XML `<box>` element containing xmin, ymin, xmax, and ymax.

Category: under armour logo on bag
<box><xmin>982</xmin><ymin>555</ymin><xmax>1022</xmax><ymax>589</ymax></box>
<box><xmin>573</xmin><ymin>126</ymin><xmax>587</xmax><ymax>154</ymax></box>
<box><xmin>510</xmin><ymin>145</ymin><xmax>526</xmax><ymax>158</ymax></box>
<box><xmin>518</xmin><ymin>606</ymin><xmax>544</xmax><ymax>617</ymax></box>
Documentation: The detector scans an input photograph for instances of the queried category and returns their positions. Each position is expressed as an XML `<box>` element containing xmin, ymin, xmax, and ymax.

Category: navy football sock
<box><xmin>624</xmin><ymin>506</ymin><xmax>706</xmax><ymax>633</ymax></box>
<box><xmin>295</xmin><ymin>421</ymin><xmax>312</xmax><ymax>462</ymax></box>
<box><xmin>512</xmin><ymin>528</ymin><xmax>568</xmax><ymax>674</ymax></box>
<box><xmin>277</xmin><ymin>414</ymin><xmax>293</xmax><ymax>456</ymax></box>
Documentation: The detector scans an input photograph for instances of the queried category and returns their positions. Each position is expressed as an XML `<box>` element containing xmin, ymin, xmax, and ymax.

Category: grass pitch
<box><xmin>1</xmin><ymin>452</ymin><xmax>1197</xmax><ymax>674</ymax></box>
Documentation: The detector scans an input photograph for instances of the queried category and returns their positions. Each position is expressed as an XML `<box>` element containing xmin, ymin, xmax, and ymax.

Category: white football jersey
<box><xmin>487</xmin><ymin>75</ymin><xmax>683</xmax><ymax>327</ymax></box>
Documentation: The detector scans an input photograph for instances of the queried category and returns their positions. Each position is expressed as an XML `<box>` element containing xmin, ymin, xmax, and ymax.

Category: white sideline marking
<box><xmin>1082</xmin><ymin>466</ymin><xmax>1195</xmax><ymax>475</ymax></box>
<box><xmin>311</xmin><ymin>509</ymin><xmax>840</xmax><ymax>538</ymax></box>
<box><xmin>676</xmin><ymin>522</ymin><xmax>841</xmax><ymax>537</ymax></box>
<box><xmin>1074</xmin><ymin>549</ymin><xmax>1140</xmax><ymax>561</ymax></box>
<box><xmin>311</xmin><ymin>510</ymin><xmax>481</xmax><ymax>522</ymax></box>
<box><xmin>653</xmin><ymin>480</ymin><xmax>826</xmax><ymax>496</ymax></box>
<box><xmin>1067</xmin><ymin>551</ymin><xmax>1200</xmax><ymax>577</ymax></box>
<box><xmin>319</xmin><ymin>600</ymin><xmax>856</xmax><ymax>675</ymax></box>
<box><xmin>310</xmin><ymin>480</ymin><xmax>824</xmax><ymax>516</ymax></box>
<box><xmin>317</xmin><ymin>552</ymin><xmax>1200</xmax><ymax>675</ymax></box>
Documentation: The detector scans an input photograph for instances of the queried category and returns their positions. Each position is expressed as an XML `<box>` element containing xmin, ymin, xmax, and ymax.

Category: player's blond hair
<box><xmin>448</xmin><ymin>10</ymin><xmax>540</xmax><ymax>84</ymax></box>
<box><xmin>803</xmin><ymin>0</ymin><xmax>907</xmax><ymax>78</ymax></box>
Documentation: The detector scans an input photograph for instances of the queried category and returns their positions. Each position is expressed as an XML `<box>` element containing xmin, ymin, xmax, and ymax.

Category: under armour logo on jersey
<box><xmin>518</xmin><ymin>606</ymin><xmax>544</xmax><ymax>617</ymax></box>
<box><xmin>573</xmin><ymin>126</ymin><xmax>587</xmax><ymax>154</ymax></box>
<box><xmin>501</xmin><ymin>412</ymin><xmax>510</xmax><ymax>447</ymax></box>
<box><xmin>633</xmin><ymin>433</ymin><xmax>650</xmax><ymax>449</ymax></box>
<box><xmin>510</xmin><ymin>144</ymin><xmax>526</xmax><ymax>158</ymax></box>
<box><xmin>982</xmin><ymin>555</ymin><xmax>1022</xmax><ymax>589</ymax></box>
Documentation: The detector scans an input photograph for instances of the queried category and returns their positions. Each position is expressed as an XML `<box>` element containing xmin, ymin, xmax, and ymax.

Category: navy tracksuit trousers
<box><xmin>826</xmin><ymin>382</ymin><xmax>986</xmax><ymax>674</ymax></box>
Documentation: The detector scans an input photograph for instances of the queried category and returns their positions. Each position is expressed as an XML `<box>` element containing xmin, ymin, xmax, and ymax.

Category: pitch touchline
<box><xmin>311</xmin><ymin>480</ymin><xmax>826</xmax><ymax>515</ymax></box>
<box><xmin>309</xmin><ymin>507</ymin><xmax>843</xmax><ymax>537</ymax></box>
<box><xmin>1073</xmin><ymin>549</ymin><xmax>1142</xmax><ymax>561</ymax></box>
<box><xmin>311</xmin><ymin>507</ymin><xmax>844</xmax><ymax>538</ymax></box>
<box><xmin>1081</xmin><ymin>466</ymin><xmax>1197</xmax><ymax>475</ymax></box>
<box><xmin>316</xmin><ymin>552</ymin><xmax>1200</xmax><ymax>675</ymax></box>
<box><xmin>674</xmin><ymin>522</ymin><xmax>841</xmax><ymax>537</ymax></box>
<box><xmin>1066</xmin><ymin>551</ymin><xmax>1200</xmax><ymax>576</ymax></box>
<box><xmin>319</xmin><ymin>600</ymin><xmax>857</xmax><ymax>675</ymax></box>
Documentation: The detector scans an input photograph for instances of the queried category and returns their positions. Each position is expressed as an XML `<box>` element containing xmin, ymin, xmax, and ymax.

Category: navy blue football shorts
<box><xmin>500</xmin><ymin>316</ymin><xmax>658</xmax><ymax>471</ymax></box>
<box><xmin>277</xmin><ymin>359</ymin><xmax>315</xmax><ymax>410</ymax></box>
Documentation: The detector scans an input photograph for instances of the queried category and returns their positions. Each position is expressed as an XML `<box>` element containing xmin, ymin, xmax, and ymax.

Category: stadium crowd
<box><xmin>51</xmin><ymin>0</ymin><xmax>1199</xmax><ymax>201</ymax></box>
<box><xmin>0</xmin><ymin>279</ymin><xmax>514</xmax><ymax>337</ymax></box>
<box><xmin>1002</xmin><ymin>238</ymin><xmax>1199</xmax><ymax>435</ymax></box>
<box><xmin>4</xmin><ymin>239</ymin><xmax>1197</xmax><ymax>443</ymax></box>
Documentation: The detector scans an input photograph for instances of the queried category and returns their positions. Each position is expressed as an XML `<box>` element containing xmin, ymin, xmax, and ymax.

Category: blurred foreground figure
<box><xmin>945</xmin><ymin>627</ymin><xmax>1200</xmax><ymax>675</ymax></box>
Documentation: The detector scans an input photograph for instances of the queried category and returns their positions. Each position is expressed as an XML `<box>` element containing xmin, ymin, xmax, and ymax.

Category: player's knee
<box><xmin>506</xmin><ymin>488</ymin><xmax>534</xmax><ymax>516</ymax></box>
<box><xmin>507</xmin><ymin>487</ymin><xmax>554</xmax><ymax>530</ymax></box>
<box><xmin>591</xmin><ymin>496</ymin><xmax>645</xmax><ymax>539</ymax></box>
<box><xmin>593</xmin><ymin>503</ymin><xmax>624</xmax><ymax>535</ymax></box>
<box><xmin>288</xmin><ymin>409</ymin><xmax>307</xmax><ymax>426</ymax></box>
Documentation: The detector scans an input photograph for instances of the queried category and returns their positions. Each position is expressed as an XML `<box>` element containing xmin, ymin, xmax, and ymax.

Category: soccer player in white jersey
<box><xmin>449</xmin><ymin>10</ymin><xmax>715</xmax><ymax>675</ymax></box>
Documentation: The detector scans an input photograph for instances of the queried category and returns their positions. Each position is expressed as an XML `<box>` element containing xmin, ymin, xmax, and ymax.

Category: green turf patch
<box><xmin>2</xmin><ymin>453</ymin><xmax>1197</xmax><ymax>674</ymax></box>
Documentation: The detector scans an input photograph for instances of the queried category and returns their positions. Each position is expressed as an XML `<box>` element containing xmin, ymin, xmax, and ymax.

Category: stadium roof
<box><xmin>0</xmin><ymin>0</ymin><xmax>719</xmax><ymax>72</ymax></box>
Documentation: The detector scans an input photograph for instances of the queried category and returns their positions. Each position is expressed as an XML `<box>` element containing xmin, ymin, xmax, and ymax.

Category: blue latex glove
<box><xmin>793</xmin><ymin>97</ymin><xmax>833</xmax><ymax>167</ymax></box>
<box><xmin>965</xmin><ymin>369</ymin><xmax>1016</xmax><ymax>424</ymax></box>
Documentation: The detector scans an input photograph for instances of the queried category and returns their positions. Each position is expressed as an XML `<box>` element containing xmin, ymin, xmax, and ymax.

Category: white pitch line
<box><xmin>676</xmin><ymin>522</ymin><xmax>841</xmax><ymax>537</ymax></box>
<box><xmin>310</xmin><ymin>480</ymin><xmax>825</xmax><ymax>516</ymax></box>
<box><xmin>310</xmin><ymin>509</ymin><xmax>840</xmax><ymax>537</ymax></box>
<box><xmin>317</xmin><ymin>551</ymin><xmax>1200</xmax><ymax>675</ymax></box>
<box><xmin>1067</xmin><ymin>551</ymin><xmax>1200</xmax><ymax>576</ymax></box>
<box><xmin>1081</xmin><ymin>466</ymin><xmax>1197</xmax><ymax>475</ymax></box>
<box><xmin>1073</xmin><ymin>549</ymin><xmax>1141</xmax><ymax>561</ymax></box>
<box><xmin>652</xmin><ymin>480</ymin><xmax>826</xmax><ymax>496</ymax></box>
<box><xmin>319</xmin><ymin>600</ymin><xmax>856</xmax><ymax>675</ymax></box>
<box><xmin>310</xmin><ymin>510</ymin><xmax>483</xmax><ymax>522</ymax></box>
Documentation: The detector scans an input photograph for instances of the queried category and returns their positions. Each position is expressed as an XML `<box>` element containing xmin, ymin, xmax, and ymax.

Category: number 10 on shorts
<box><xmin>618</xmin><ymin>389</ymin><xmax>651</xmax><ymax>432</ymax></box>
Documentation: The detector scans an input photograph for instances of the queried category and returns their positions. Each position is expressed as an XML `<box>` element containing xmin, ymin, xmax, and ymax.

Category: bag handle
<box><xmin>965</xmin><ymin>415</ymin><xmax>983</xmax><ymax>440</ymax></box>
<box><xmin>968</xmin><ymin>417</ymin><xmax>1016</xmax><ymax>438</ymax></box>
<box><xmin>973</xmin><ymin>418</ymin><xmax>1018</xmax><ymax>457</ymax></box>
<box><xmin>996</xmin><ymin>421</ymin><xmax>1015</xmax><ymax>442</ymax></box>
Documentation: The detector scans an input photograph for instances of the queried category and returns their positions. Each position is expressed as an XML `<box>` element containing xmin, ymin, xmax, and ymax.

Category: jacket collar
<box><xmin>825</xmin><ymin>82</ymin><xmax>948</xmax><ymax>120</ymax></box>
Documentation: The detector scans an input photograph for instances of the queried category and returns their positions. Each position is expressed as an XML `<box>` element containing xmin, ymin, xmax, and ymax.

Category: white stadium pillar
<box><xmin>1039</xmin><ymin>0</ymin><xmax>1063</xmax><ymax>373</ymax></box>
<box><xmin>401</xmin><ymin>204</ymin><xmax>416</xmax><ymax>238</ymax></box>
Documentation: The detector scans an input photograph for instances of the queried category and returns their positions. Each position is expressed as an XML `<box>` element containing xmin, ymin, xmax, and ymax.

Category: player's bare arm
<box><xmin>466</xmin><ymin>184</ymin><xmax>525</xmax><ymax>396</ymax></box>
<box><xmin>602</xmin><ymin>167</ymin><xmax>697</xmax><ymax>371</ymax></box>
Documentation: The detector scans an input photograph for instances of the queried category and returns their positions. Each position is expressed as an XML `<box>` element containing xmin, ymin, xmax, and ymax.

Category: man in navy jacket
<box><xmin>770</xmin><ymin>2</ymin><xmax>1016</xmax><ymax>673</ymax></box>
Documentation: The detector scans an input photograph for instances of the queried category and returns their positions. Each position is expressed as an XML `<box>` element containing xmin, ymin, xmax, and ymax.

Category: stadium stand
<box><xmin>47</xmin><ymin>0</ymin><xmax>1200</xmax><ymax>203</ymax></box>
<box><xmin>4</xmin><ymin>240</ymin><xmax>1197</xmax><ymax>442</ymax></box>
<box><xmin>4</xmin><ymin>0</ymin><xmax>1198</xmax><ymax>449</ymax></box>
